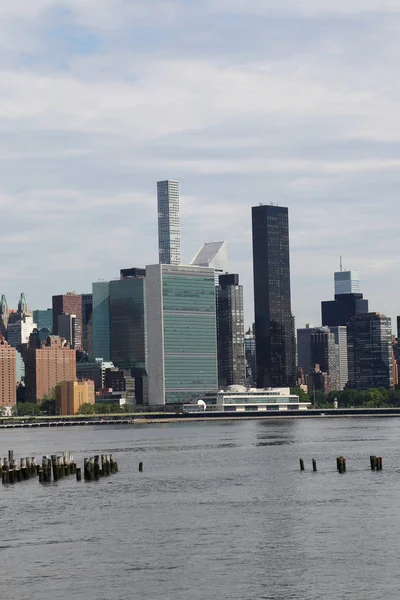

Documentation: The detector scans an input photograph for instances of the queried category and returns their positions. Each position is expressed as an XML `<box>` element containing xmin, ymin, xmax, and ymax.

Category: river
<box><xmin>1</xmin><ymin>418</ymin><xmax>400</xmax><ymax>600</ymax></box>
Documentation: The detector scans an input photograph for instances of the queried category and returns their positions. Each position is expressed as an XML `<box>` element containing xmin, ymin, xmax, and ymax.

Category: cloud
<box><xmin>0</xmin><ymin>0</ymin><xmax>399</xmax><ymax>332</ymax></box>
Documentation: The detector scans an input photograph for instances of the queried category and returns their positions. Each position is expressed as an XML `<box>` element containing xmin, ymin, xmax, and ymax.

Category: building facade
<box><xmin>244</xmin><ymin>327</ymin><xmax>257</xmax><ymax>385</ymax></box>
<box><xmin>23</xmin><ymin>334</ymin><xmax>77</xmax><ymax>403</ymax></box>
<box><xmin>32</xmin><ymin>309</ymin><xmax>53</xmax><ymax>333</ymax></box>
<box><xmin>7</xmin><ymin>314</ymin><xmax>37</xmax><ymax>349</ymax></box>
<box><xmin>322</xmin><ymin>269</ymin><xmax>368</xmax><ymax>327</ymax></box>
<box><xmin>334</xmin><ymin>270</ymin><xmax>360</xmax><ymax>295</ymax></box>
<box><xmin>310</xmin><ymin>330</ymin><xmax>340</xmax><ymax>391</ymax></box>
<box><xmin>146</xmin><ymin>264</ymin><xmax>218</xmax><ymax>405</ymax></box>
<box><xmin>297</xmin><ymin>325</ymin><xmax>324</xmax><ymax>378</ymax></box>
<box><xmin>52</xmin><ymin>293</ymin><xmax>83</xmax><ymax>349</ymax></box>
<box><xmin>252</xmin><ymin>204</ymin><xmax>296</xmax><ymax>388</ymax></box>
<box><xmin>109</xmin><ymin>275</ymin><xmax>147</xmax><ymax>373</ymax></box>
<box><xmin>55</xmin><ymin>380</ymin><xmax>95</xmax><ymax>415</ymax></box>
<box><xmin>76</xmin><ymin>358</ymin><xmax>114</xmax><ymax>390</ymax></box>
<box><xmin>191</xmin><ymin>241</ymin><xmax>228</xmax><ymax>283</ymax></box>
<box><xmin>92</xmin><ymin>282</ymin><xmax>111</xmax><ymax>361</ymax></box>
<box><xmin>329</xmin><ymin>326</ymin><xmax>348</xmax><ymax>390</ymax></box>
<box><xmin>216</xmin><ymin>274</ymin><xmax>246</xmax><ymax>388</ymax></box>
<box><xmin>157</xmin><ymin>180</ymin><xmax>181</xmax><ymax>265</ymax></box>
<box><xmin>0</xmin><ymin>295</ymin><xmax>9</xmax><ymax>338</ymax></box>
<box><xmin>0</xmin><ymin>338</ymin><xmax>16</xmax><ymax>407</ymax></box>
<box><xmin>81</xmin><ymin>293</ymin><xmax>93</xmax><ymax>354</ymax></box>
<box><xmin>347</xmin><ymin>313</ymin><xmax>393</xmax><ymax>390</ymax></box>
<box><xmin>57</xmin><ymin>313</ymin><xmax>78</xmax><ymax>348</ymax></box>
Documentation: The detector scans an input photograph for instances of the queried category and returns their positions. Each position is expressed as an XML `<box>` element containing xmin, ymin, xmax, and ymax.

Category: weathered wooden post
<box><xmin>76</xmin><ymin>468</ymin><xmax>82</xmax><ymax>482</ymax></box>
<box><xmin>312</xmin><ymin>459</ymin><xmax>317</xmax><ymax>472</ymax></box>
<box><xmin>139</xmin><ymin>461</ymin><xmax>143</xmax><ymax>472</ymax></box>
<box><xmin>94</xmin><ymin>456</ymin><xmax>100</xmax><ymax>481</ymax></box>
<box><xmin>377</xmin><ymin>457</ymin><xmax>383</xmax><ymax>471</ymax></box>
<box><xmin>299</xmin><ymin>458</ymin><xmax>305</xmax><ymax>471</ymax></box>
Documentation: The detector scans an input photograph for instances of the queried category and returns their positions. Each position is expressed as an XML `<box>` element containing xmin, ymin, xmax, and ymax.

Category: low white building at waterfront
<box><xmin>197</xmin><ymin>386</ymin><xmax>310</xmax><ymax>412</ymax></box>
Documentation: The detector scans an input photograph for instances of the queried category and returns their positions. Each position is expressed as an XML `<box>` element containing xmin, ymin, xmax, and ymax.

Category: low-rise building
<box><xmin>196</xmin><ymin>386</ymin><xmax>310</xmax><ymax>412</ymax></box>
<box><xmin>55</xmin><ymin>380</ymin><xmax>95</xmax><ymax>415</ymax></box>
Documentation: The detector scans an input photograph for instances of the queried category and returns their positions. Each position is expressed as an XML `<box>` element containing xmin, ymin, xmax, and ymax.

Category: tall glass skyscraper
<box><xmin>252</xmin><ymin>204</ymin><xmax>296</xmax><ymax>388</ymax></box>
<box><xmin>146</xmin><ymin>264</ymin><xmax>218</xmax><ymax>405</ymax></box>
<box><xmin>92</xmin><ymin>282</ymin><xmax>111</xmax><ymax>361</ymax></box>
<box><xmin>157</xmin><ymin>180</ymin><xmax>181</xmax><ymax>265</ymax></box>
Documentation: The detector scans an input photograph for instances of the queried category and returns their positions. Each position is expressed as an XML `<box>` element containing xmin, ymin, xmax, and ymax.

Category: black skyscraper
<box><xmin>322</xmin><ymin>294</ymin><xmax>368</xmax><ymax>327</ymax></box>
<box><xmin>252</xmin><ymin>204</ymin><xmax>296</xmax><ymax>388</ymax></box>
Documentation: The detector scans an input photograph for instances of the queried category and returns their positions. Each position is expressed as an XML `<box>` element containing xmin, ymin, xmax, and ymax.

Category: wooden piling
<box><xmin>377</xmin><ymin>456</ymin><xmax>383</xmax><ymax>471</ymax></box>
<box><xmin>312</xmin><ymin>458</ymin><xmax>317</xmax><ymax>472</ymax></box>
<box><xmin>76</xmin><ymin>468</ymin><xmax>82</xmax><ymax>481</ymax></box>
<box><xmin>299</xmin><ymin>458</ymin><xmax>305</xmax><ymax>471</ymax></box>
<box><xmin>139</xmin><ymin>461</ymin><xmax>143</xmax><ymax>472</ymax></box>
<box><xmin>370</xmin><ymin>455</ymin><xmax>377</xmax><ymax>470</ymax></box>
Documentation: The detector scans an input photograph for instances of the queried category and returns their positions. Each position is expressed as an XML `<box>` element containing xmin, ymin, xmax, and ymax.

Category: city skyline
<box><xmin>0</xmin><ymin>3</ymin><xmax>399</xmax><ymax>330</ymax></box>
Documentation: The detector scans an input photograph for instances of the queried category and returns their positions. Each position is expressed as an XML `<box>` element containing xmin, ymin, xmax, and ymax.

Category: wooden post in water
<box><xmin>312</xmin><ymin>459</ymin><xmax>317</xmax><ymax>472</ymax></box>
<box><xmin>76</xmin><ymin>468</ymin><xmax>82</xmax><ymax>481</ymax></box>
<box><xmin>139</xmin><ymin>461</ymin><xmax>143</xmax><ymax>472</ymax></box>
<box><xmin>337</xmin><ymin>457</ymin><xmax>346</xmax><ymax>474</ymax></box>
<box><xmin>377</xmin><ymin>457</ymin><xmax>383</xmax><ymax>471</ymax></box>
<box><xmin>94</xmin><ymin>456</ymin><xmax>100</xmax><ymax>481</ymax></box>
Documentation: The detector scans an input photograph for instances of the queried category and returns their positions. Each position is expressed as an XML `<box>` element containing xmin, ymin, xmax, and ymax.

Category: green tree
<box><xmin>40</xmin><ymin>399</ymin><xmax>56</xmax><ymax>415</ymax></box>
<box><xmin>77</xmin><ymin>403</ymin><xmax>95</xmax><ymax>415</ymax></box>
<box><xmin>290</xmin><ymin>387</ymin><xmax>308</xmax><ymax>402</ymax></box>
<box><xmin>12</xmin><ymin>402</ymin><xmax>40</xmax><ymax>417</ymax></box>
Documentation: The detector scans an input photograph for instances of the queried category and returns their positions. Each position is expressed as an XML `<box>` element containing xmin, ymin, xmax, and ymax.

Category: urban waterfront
<box><xmin>1</xmin><ymin>419</ymin><xmax>400</xmax><ymax>600</ymax></box>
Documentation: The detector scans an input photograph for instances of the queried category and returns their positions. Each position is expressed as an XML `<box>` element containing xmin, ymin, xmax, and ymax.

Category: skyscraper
<box><xmin>52</xmin><ymin>293</ymin><xmax>83</xmax><ymax>349</ymax></box>
<box><xmin>146</xmin><ymin>263</ymin><xmax>218</xmax><ymax>405</ymax></box>
<box><xmin>157</xmin><ymin>180</ymin><xmax>181</xmax><ymax>265</ymax></box>
<box><xmin>252</xmin><ymin>204</ymin><xmax>296</xmax><ymax>388</ymax></box>
<box><xmin>347</xmin><ymin>313</ymin><xmax>393</xmax><ymax>390</ymax></box>
<box><xmin>92</xmin><ymin>282</ymin><xmax>111</xmax><ymax>361</ymax></box>
<box><xmin>32</xmin><ymin>309</ymin><xmax>53</xmax><ymax>333</ymax></box>
<box><xmin>297</xmin><ymin>325</ymin><xmax>325</xmax><ymax>377</ymax></box>
<box><xmin>329</xmin><ymin>326</ymin><xmax>348</xmax><ymax>390</ymax></box>
<box><xmin>191</xmin><ymin>241</ymin><xmax>228</xmax><ymax>283</ymax></box>
<box><xmin>322</xmin><ymin>269</ymin><xmax>368</xmax><ymax>327</ymax></box>
<box><xmin>216</xmin><ymin>274</ymin><xmax>246</xmax><ymax>388</ymax></box>
<box><xmin>0</xmin><ymin>295</ymin><xmax>9</xmax><ymax>339</ymax></box>
<box><xmin>244</xmin><ymin>327</ymin><xmax>257</xmax><ymax>385</ymax></box>
<box><xmin>81</xmin><ymin>293</ymin><xmax>93</xmax><ymax>354</ymax></box>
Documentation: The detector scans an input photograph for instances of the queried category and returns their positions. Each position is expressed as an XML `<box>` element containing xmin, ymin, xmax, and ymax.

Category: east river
<box><xmin>1</xmin><ymin>418</ymin><xmax>400</xmax><ymax>600</ymax></box>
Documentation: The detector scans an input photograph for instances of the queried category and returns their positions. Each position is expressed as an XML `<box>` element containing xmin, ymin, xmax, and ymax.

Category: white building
<box><xmin>198</xmin><ymin>386</ymin><xmax>310</xmax><ymax>412</ymax></box>
<box><xmin>7</xmin><ymin>315</ymin><xmax>37</xmax><ymax>348</ymax></box>
<box><xmin>329</xmin><ymin>325</ymin><xmax>348</xmax><ymax>390</ymax></box>
<box><xmin>157</xmin><ymin>180</ymin><xmax>181</xmax><ymax>265</ymax></box>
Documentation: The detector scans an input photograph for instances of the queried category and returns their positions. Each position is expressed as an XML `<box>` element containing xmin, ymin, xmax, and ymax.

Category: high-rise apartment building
<box><xmin>322</xmin><ymin>269</ymin><xmax>368</xmax><ymax>327</ymax></box>
<box><xmin>92</xmin><ymin>282</ymin><xmax>111</xmax><ymax>361</ymax></box>
<box><xmin>52</xmin><ymin>293</ymin><xmax>83</xmax><ymax>349</ymax></box>
<box><xmin>252</xmin><ymin>204</ymin><xmax>296</xmax><ymax>387</ymax></box>
<box><xmin>310</xmin><ymin>330</ymin><xmax>340</xmax><ymax>391</ymax></box>
<box><xmin>0</xmin><ymin>337</ymin><xmax>16</xmax><ymax>407</ymax></box>
<box><xmin>57</xmin><ymin>313</ymin><xmax>78</xmax><ymax>348</ymax></box>
<box><xmin>76</xmin><ymin>357</ymin><xmax>115</xmax><ymax>390</ymax></box>
<box><xmin>329</xmin><ymin>326</ymin><xmax>348</xmax><ymax>390</ymax></box>
<box><xmin>23</xmin><ymin>334</ymin><xmax>76</xmax><ymax>403</ymax></box>
<box><xmin>216</xmin><ymin>274</ymin><xmax>246</xmax><ymax>388</ymax></box>
<box><xmin>7</xmin><ymin>314</ymin><xmax>37</xmax><ymax>349</ymax></box>
<box><xmin>146</xmin><ymin>264</ymin><xmax>218</xmax><ymax>405</ymax></box>
<box><xmin>347</xmin><ymin>313</ymin><xmax>393</xmax><ymax>390</ymax></box>
<box><xmin>157</xmin><ymin>180</ymin><xmax>181</xmax><ymax>265</ymax></box>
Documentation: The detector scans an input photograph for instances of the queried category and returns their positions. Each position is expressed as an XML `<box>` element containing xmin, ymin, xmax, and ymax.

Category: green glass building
<box><xmin>146</xmin><ymin>264</ymin><xmax>218</xmax><ymax>405</ymax></box>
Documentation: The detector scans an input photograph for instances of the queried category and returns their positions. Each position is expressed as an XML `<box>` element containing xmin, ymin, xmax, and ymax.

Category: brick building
<box><xmin>0</xmin><ymin>337</ymin><xmax>16</xmax><ymax>407</ymax></box>
<box><xmin>52</xmin><ymin>293</ymin><xmax>83</xmax><ymax>349</ymax></box>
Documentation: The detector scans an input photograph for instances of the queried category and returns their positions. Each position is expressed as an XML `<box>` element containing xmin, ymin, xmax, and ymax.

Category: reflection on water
<box><xmin>1</xmin><ymin>418</ymin><xmax>400</xmax><ymax>600</ymax></box>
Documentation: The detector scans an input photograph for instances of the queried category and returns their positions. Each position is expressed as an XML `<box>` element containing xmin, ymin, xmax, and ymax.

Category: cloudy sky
<box><xmin>1</xmin><ymin>0</ymin><xmax>399</xmax><ymax>329</ymax></box>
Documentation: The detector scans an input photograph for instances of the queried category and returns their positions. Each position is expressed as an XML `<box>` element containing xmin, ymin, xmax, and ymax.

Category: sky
<box><xmin>1</xmin><ymin>0</ymin><xmax>400</xmax><ymax>329</ymax></box>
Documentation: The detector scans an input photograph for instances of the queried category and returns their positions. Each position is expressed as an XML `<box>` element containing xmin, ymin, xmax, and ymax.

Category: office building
<box><xmin>200</xmin><ymin>387</ymin><xmax>310</xmax><ymax>412</ymax></box>
<box><xmin>109</xmin><ymin>274</ymin><xmax>147</xmax><ymax>374</ymax></box>
<box><xmin>0</xmin><ymin>337</ymin><xmax>16</xmax><ymax>407</ymax></box>
<box><xmin>334</xmin><ymin>269</ymin><xmax>360</xmax><ymax>295</ymax></box>
<box><xmin>55</xmin><ymin>380</ymin><xmax>95</xmax><ymax>416</ymax></box>
<box><xmin>322</xmin><ymin>269</ymin><xmax>368</xmax><ymax>327</ymax></box>
<box><xmin>157</xmin><ymin>180</ymin><xmax>181</xmax><ymax>265</ymax></box>
<box><xmin>307</xmin><ymin>367</ymin><xmax>332</xmax><ymax>394</ymax></box>
<box><xmin>146</xmin><ymin>264</ymin><xmax>218</xmax><ymax>405</ymax></box>
<box><xmin>216</xmin><ymin>274</ymin><xmax>246</xmax><ymax>388</ymax></box>
<box><xmin>92</xmin><ymin>282</ymin><xmax>111</xmax><ymax>361</ymax></box>
<box><xmin>347</xmin><ymin>313</ymin><xmax>393</xmax><ymax>390</ymax></box>
<box><xmin>52</xmin><ymin>293</ymin><xmax>82</xmax><ymax>349</ymax></box>
<box><xmin>0</xmin><ymin>295</ymin><xmax>9</xmax><ymax>338</ymax></box>
<box><xmin>23</xmin><ymin>334</ymin><xmax>76</xmax><ymax>403</ymax></box>
<box><xmin>104</xmin><ymin>368</ymin><xmax>135</xmax><ymax>402</ymax></box>
<box><xmin>81</xmin><ymin>294</ymin><xmax>93</xmax><ymax>354</ymax></box>
<box><xmin>32</xmin><ymin>309</ymin><xmax>53</xmax><ymax>333</ymax></box>
<box><xmin>252</xmin><ymin>204</ymin><xmax>296</xmax><ymax>387</ymax></box>
<box><xmin>191</xmin><ymin>241</ymin><xmax>228</xmax><ymax>283</ymax></box>
<box><xmin>76</xmin><ymin>358</ymin><xmax>115</xmax><ymax>390</ymax></box>
<box><xmin>244</xmin><ymin>327</ymin><xmax>257</xmax><ymax>385</ymax></box>
<box><xmin>310</xmin><ymin>330</ymin><xmax>340</xmax><ymax>391</ymax></box>
<box><xmin>7</xmin><ymin>314</ymin><xmax>37</xmax><ymax>349</ymax></box>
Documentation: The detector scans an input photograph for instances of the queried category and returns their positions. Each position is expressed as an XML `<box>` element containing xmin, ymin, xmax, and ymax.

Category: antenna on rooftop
<box><xmin>340</xmin><ymin>256</ymin><xmax>343</xmax><ymax>272</ymax></box>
